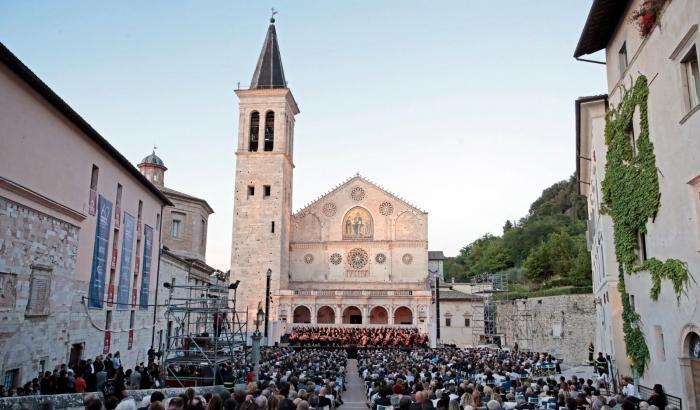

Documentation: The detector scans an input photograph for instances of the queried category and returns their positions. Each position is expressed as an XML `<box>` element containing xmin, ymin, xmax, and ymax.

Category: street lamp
<box><xmin>265</xmin><ymin>269</ymin><xmax>272</xmax><ymax>341</ymax></box>
<box><xmin>251</xmin><ymin>302</ymin><xmax>264</xmax><ymax>381</ymax></box>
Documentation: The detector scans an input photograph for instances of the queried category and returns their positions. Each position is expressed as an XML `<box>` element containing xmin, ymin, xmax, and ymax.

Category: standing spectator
<box><xmin>112</xmin><ymin>351</ymin><xmax>122</xmax><ymax>369</ymax></box>
<box><xmin>646</xmin><ymin>384</ymin><xmax>667</xmax><ymax>408</ymax></box>
<box><xmin>74</xmin><ymin>371</ymin><xmax>87</xmax><ymax>393</ymax></box>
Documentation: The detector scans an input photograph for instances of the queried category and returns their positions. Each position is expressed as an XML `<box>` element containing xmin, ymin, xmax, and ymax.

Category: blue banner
<box><xmin>88</xmin><ymin>195</ymin><xmax>112</xmax><ymax>309</ymax></box>
<box><xmin>117</xmin><ymin>212</ymin><xmax>135</xmax><ymax>310</ymax></box>
<box><xmin>139</xmin><ymin>224</ymin><xmax>153</xmax><ymax>310</ymax></box>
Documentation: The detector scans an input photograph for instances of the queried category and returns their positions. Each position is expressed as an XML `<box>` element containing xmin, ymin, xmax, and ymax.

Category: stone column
<box><xmin>251</xmin><ymin>332</ymin><xmax>262</xmax><ymax>381</ymax></box>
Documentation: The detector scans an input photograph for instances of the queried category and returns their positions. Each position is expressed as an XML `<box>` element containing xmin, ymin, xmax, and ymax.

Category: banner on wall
<box><xmin>139</xmin><ymin>224</ymin><xmax>153</xmax><ymax>310</ymax></box>
<box><xmin>88</xmin><ymin>195</ymin><xmax>113</xmax><ymax>309</ymax></box>
<box><xmin>117</xmin><ymin>212</ymin><xmax>135</xmax><ymax>310</ymax></box>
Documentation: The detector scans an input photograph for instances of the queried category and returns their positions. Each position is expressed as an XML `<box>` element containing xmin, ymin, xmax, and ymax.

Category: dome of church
<box><xmin>140</xmin><ymin>150</ymin><xmax>165</xmax><ymax>168</ymax></box>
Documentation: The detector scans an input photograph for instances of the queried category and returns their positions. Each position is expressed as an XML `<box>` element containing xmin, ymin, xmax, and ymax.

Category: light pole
<box><xmin>251</xmin><ymin>303</ymin><xmax>264</xmax><ymax>381</ymax></box>
<box><xmin>265</xmin><ymin>268</ymin><xmax>272</xmax><ymax>343</ymax></box>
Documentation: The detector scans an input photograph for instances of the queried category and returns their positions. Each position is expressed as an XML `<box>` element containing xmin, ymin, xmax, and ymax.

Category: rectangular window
<box><xmin>264</xmin><ymin>185</ymin><xmax>271</xmax><ymax>198</ymax></box>
<box><xmin>639</xmin><ymin>231</ymin><xmax>648</xmax><ymax>262</ymax></box>
<box><xmin>90</xmin><ymin>165</ymin><xmax>99</xmax><ymax>190</ymax></box>
<box><xmin>200</xmin><ymin>219</ymin><xmax>206</xmax><ymax>247</ymax></box>
<box><xmin>89</xmin><ymin>165</ymin><xmax>99</xmax><ymax>215</ymax></box>
<box><xmin>116</xmin><ymin>184</ymin><xmax>123</xmax><ymax>207</ymax></box>
<box><xmin>630</xmin><ymin>294</ymin><xmax>635</xmax><ymax>312</ymax></box>
<box><xmin>171</xmin><ymin>220</ymin><xmax>182</xmax><ymax>238</ymax></box>
<box><xmin>683</xmin><ymin>46</ymin><xmax>700</xmax><ymax>109</ymax></box>
<box><xmin>618</xmin><ymin>42</ymin><xmax>628</xmax><ymax>77</ymax></box>
<box><xmin>271</xmin><ymin>221</ymin><xmax>275</xmax><ymax>233</ymax></box>
<box><xmin>26</xmin><ymin>267</ymin><xmax>51</xmax><ymax>316</ymax></box>
<box><xmin>247</xmin><ymin>185</ymin><xmax>255</xmax><ymax>199</ymax></box>
<box><xmin>445</xmin><ymin>317</ymin><xmax>451</xmax><ymax>327</ymax></box>
<box><xmin>655</xmin><ymin>325</ymin><xmax>666</xmax><ymax>361</ymax></box>
<box><xmin>129</xmin><ymin>310</ymin><xmax>135</xmax><ymax>328</ymax></box>
<box><xmin>464</xmin><ymin>318</ymin><xmax>470</xmax><ymax>327</ymax></box>
<box><xmin>106</xmin><ymin>310</ymin><xmax>112</xmax><ymax>330</ymax></box>
<box><xmin>156</xmin><ymin>213</ymin><xmax>161</xmax><ymax>231</ymax></box>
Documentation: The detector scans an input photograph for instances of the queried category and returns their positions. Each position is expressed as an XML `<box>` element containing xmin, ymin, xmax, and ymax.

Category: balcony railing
<box><xmin>292</xmin><ymin>289</ymin><xmax>414</xmax><ymax>297</ymax></box>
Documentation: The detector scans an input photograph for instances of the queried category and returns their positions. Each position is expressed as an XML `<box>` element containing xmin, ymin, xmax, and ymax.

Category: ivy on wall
<box><xmin>601</xmin><ymin>75</ymin><xmax>693</xmax><ymax>375</ymax></box>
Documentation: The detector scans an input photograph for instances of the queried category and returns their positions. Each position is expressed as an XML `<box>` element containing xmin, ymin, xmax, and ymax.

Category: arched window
<box><xmin>264</xmin><ymin>111</ymin><xmax>274</xmax><ymax>151</ymax></box>
<box><xmin>249</xmin><ymin>111</ymin><xmax>259</xmax><ymax>152</ymax></box>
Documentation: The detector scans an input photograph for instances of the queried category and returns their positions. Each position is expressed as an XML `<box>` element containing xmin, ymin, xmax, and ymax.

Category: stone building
<box><xmin>230</xmin><ymin>20</ymin><xmax>433</xmax><ymax>342</ymax></box>
<box><xmin>0</xmin><ymin>42</ymin><xmax>171</xmax><ymax>388</ymax></box>
<box><xmin>137</xmin><ymin>151</ymin><xmax>220</xmax><ymax>351</ymax></box>
<box><xmin>575</xmin><ymin>0</ymin><xmax>700</xmax><ymax>405</ymax></box>
<box><xmin>436</xmin><ymin>286</ymin><xmax>483</xmax><ymax>347</ymax></box>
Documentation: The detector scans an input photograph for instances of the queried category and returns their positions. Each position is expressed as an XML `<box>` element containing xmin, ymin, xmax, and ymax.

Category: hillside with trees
<box><xmin>444</xmin><ymin>175</ymin><xmax>592</xmax><ymax>297</ymax></box>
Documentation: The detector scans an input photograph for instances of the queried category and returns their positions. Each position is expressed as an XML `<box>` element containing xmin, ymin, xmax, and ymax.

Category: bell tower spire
<box><xmin>250</xmin><ymin>9</ymin><xmax>286</xmax><ymax>90</ymax></box>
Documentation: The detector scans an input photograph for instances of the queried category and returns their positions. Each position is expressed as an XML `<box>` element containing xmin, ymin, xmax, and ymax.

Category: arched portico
<box><xmin>317</xmin><ymin>306</ymin><xmax>336</xmax><ymax>324</ymax></box>
<box><xmin>369</xmin><ymin>306</ymin><xmax>389</xmax><ymax>324</ymax></box>
<box><xmin>342</xmin><ymin>306</ymin><xmax>363</xmax><ymax>324</ymax></box>
<box><xmin>293</xmin><ymin>306</ymin><xmax>311</xmax><ymax>323</ymax></box>
<box><xmin>393</xmin><ymin>306</ymin><xmax>413</xmax><ymax>325</ymax></box>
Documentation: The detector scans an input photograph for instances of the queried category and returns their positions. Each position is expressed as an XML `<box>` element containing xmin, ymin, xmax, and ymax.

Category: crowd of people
<box><xmin>358</xmin><ymin>347</ymin><xmax>675</xmax><ymax>410</ymax></box>
<box><xmin>287</xmin><ymin>327</ymin><xmax>429</xmax><ymax>348</ymax></box>
<box><xmin>80</xmin><ymin>347</ymin><xmax>348</xmax><ymax>410</ymax></box>
<box><xmin>0</xmin><ymin>342</ymin><xmax>678</xmax><ymax>410</ymax></box>
<box><xmin>0</xmin><ymin>349</ymin><xmax>163</xmax><ymax>398</ymax></box>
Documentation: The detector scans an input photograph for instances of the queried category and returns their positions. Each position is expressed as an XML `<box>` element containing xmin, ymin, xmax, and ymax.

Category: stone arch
<box><xmin>292</xmin><ymin>213</ymin><xmax>322</xmax><ymax>242</ymax></box>
<box><xmin>293</xmin><ymin>306</ymin><xmax>311</xmax><ymax>324</ymax></box>
<box><xmin>369</xmin><ymin>306</ymin><xmax>389</xmax><ymax>324</ymax></box>
<box><xmin>317</xmin><ymin>306</ymin><xmax>336</xmax><ymax>324</ymax></box>
<box><xmin>395</xmin><ymin>211</ymin><xmax>422</xmax><ymax>240</ymax></box>
<box><xmin>342</xmin><ymin>206</ymin><xmax>373</xmax><ymax>240</ymax></box>
<box><xmin>342</xmin><ymin>306</ymin><xmax>363</xmax><ymax>324</ymax></box>
<box><xmin>393</xmin><ymin>306</ymin><xmax>413</xmax><ymax>325</ymax></box>
<box><xmin>680</xmin><ymin>325</ymin><xmax>700</xmax><ymax>408</ymax></box>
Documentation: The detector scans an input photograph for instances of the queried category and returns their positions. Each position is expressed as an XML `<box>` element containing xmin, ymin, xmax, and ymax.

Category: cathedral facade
<box><xmin>230</xmin><ymin>20</ymin><xmax>432</xmax><ymax>343</ymax></box>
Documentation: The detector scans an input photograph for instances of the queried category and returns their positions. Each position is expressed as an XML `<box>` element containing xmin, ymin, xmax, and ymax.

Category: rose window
<box><xmin>379</xmin><ymin>201</ymin><xmax>394</xmax><ymax>216</ymax></box>
<box><xmin>402</xmin><ymin>253</ymin><xmax>413</xmax><ymax>265</ymax></box>
<box><xmin>375</xmin><ymin>253</ymin><xmax>387</xmax><ymax>264</ymax></box>
<box><xmin>304</xmin><ymin>254</ymin><xmax>314</xmax><ymax>264</ymax></box>
<box><xmin>330</xmin><ymin>253</ymin><xmax>342</xmax><ymax>265</ymax></box>
<box><xmin>347</xmin><ymin>248</ymin><xmax>369</xmax><ymax>269</ymax></box>
<box><xmin>350</xmin><ymin>186</ymin><xmax>366</xmax><ymax>201</ymax></box>
<box><xmin>322</xmin><ymin>202</ymin><xmax>337</xmax><ymax>217</ymax></box>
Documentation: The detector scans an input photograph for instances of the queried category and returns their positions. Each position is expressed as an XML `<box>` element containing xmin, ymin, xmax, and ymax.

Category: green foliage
<box><xmin>523</xmin><ymin>231</ymin><xmax>581</xmax><ymax>281</ymax></box>
<box><xmin>602</xmin><ymin>75</ymin><xmax>692</xmax><ymax>375</ymax></box>
<box><xmin>634</xmin><ymin>258</ymin><xmax>693</xmax><ymax>302</ymax></box>
<box><xmin>444</xmin><ymin>175</ymin><xmax>592</xmax><ymax>288</ymax></box>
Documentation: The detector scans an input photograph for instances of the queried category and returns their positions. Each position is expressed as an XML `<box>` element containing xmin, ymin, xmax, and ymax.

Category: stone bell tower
<box><xmin>230</xmin><ymin>16</ymin><xmax>299</xmax><ymax>339</ymax></box>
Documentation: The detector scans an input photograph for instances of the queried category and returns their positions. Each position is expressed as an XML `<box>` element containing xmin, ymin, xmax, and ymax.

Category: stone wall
<box><xmin>0</xmin><ymin>196</ymin><xmax>80</xmax><ymax>388</ymax></box>
<box><xmin>495</xmin><ymin>294</ymin><xmax>595</xmax><ymax>368</ymax></box>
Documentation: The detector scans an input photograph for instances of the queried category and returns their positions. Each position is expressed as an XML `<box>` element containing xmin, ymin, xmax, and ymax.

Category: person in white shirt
<box><xmin>621</xmin><ymin>376</ymin><xmax>641</xmax><ymax>399</ymax></box>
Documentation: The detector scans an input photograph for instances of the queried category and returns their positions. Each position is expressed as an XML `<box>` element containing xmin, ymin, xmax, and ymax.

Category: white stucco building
<box><xmin>575</xmin><ymin>0</ymin><xmax>700</xmax><ymax>405</ymax></box>
<box><xmin>230</xmin><ymin>20</ymin><xmax>433</xmax><ymax>343</ymax></box>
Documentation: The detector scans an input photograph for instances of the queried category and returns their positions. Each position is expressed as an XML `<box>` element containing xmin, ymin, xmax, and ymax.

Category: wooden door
<box><xmin>691</xmin><ymin>359</ymin><xmax>700</xmax><ymax>407</ymax></box>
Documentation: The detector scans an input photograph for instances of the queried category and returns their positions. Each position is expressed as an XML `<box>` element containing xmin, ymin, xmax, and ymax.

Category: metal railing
<box><xmin>639</xmin><ymin>385</ymin><xmax>682</xmax><ymax>409</ymax></box>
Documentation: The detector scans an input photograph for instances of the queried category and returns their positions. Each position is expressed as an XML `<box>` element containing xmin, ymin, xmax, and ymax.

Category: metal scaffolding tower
<box><xmin>471</xmin><ymin>272</ymin><xmax>508</xmax><ymax>346</ymax></box>
<box><xmin>161</xmin><ymin>278</ymin><xmax>247</xmax><ymax>387</ymax></box>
